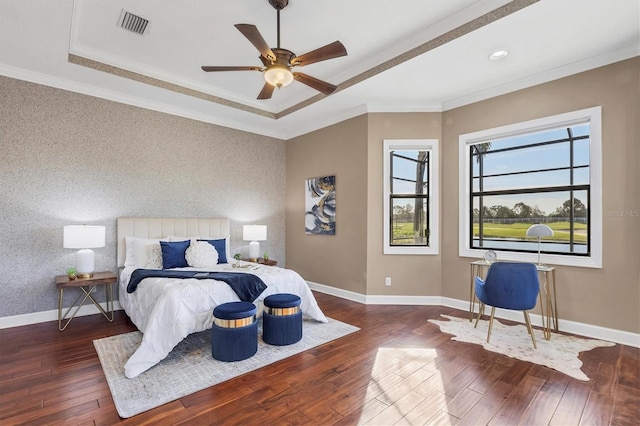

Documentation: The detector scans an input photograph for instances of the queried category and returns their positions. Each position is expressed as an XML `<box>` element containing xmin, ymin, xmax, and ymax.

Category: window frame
<box><xmin>383</xmin><ymin>139</ymin><xmax>439</xmax><ymax>255</ymax></box>
<box><xmin>458</xmin><ymin>107</ymin><xmax>602</xmax><ymax>268</ymax></box>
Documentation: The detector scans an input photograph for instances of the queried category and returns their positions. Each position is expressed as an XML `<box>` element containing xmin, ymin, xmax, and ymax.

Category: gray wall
<box><xmin>0</xmin><ymin>76</ymin><xmax>285</xmax><ymax>317</ymax></box>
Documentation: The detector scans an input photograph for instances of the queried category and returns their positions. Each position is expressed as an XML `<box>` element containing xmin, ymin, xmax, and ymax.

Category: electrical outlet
<box><xmin>385</xmin><ymin>277</ymin><xmax>392</xmax><ymax>286</ymax></box>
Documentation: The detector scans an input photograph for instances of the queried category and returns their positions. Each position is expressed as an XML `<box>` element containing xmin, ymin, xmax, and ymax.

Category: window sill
<box><xmin>385</xmin><ymin>246</ymin><xmax>439</xmax><ymax>255</ymax></box>
<box><xmin>459</xmin><ymin>248</ymin><xmax>602</xmax><ymax>268</ymax></box>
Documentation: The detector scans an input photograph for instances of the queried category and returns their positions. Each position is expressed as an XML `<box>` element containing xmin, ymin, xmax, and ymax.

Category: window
<box><xmin>384</xmin><ymin>139</ymin><xmax>439</xmax><ymax>255</ymax></box>
<box><xmin>459</xmin><ymin>107</ymin><xmax>602</xmax><ymax>268</ymax></box>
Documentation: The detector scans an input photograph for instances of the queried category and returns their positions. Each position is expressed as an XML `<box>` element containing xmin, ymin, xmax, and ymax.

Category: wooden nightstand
<box><xmin>56</xmin><ymin>271</ymin><xmax>116</xmax><ymax>331</ymax></box>
<box><xmin>242</xmin><ymin>258</ymin><xmax>277</xmax><ymax>266</ymax></box>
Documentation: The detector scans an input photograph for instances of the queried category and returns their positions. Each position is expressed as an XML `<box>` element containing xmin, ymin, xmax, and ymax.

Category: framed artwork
<box><xmin>305</xmin><ymin>175</ymin><xmax>336</xmax><ymax>235</ymax></box>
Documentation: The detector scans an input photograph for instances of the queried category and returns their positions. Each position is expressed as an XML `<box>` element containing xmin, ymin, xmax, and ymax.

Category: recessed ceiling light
<box><xmin>489</xmin><ymin>50</ymin><xmax>509</xmax><ymax>61</ymax></box>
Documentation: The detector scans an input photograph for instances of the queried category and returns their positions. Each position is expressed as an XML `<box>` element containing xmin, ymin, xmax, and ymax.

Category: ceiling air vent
<box><xmin>118</xmin><ymin>10</ymin><xmax>149</xmax><ymax>35</ymax></box>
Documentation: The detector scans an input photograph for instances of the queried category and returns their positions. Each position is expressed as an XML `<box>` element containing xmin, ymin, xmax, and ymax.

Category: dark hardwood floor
<box><xmin>1</xmin><ymin>292</ymin><xmax>638</xmax><ymax>425</ymax></box>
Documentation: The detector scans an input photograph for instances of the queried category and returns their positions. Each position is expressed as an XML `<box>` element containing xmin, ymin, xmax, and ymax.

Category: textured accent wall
<box><xmin>0</xmin><ymin>76</ymin><xmax>285</xmax><ymax>317</ymax></box>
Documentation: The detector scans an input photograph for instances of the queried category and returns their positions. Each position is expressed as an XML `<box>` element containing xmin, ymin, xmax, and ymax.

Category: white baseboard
<box><xmin>0</xmin><ymin>301</ymin><xmax>122</xmax><ymax>329</ymax></box>
<box><xmin>308</xmin><ymin>281</ymin><xmax>640</xmax><ymax>348</ymax></box>
<box><xmin>3</xmin><ymin>283</ymin><xmax>639</xmax><ymax>349</ymax></box>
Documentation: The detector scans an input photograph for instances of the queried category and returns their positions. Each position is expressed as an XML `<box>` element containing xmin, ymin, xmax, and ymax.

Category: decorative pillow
<box><xmin>160</xmin><ymin>240</ymin><xmax>190</xmax><ymax>269</ymax></box>
<box><xmin>185</xmin><ymin>241</ymin><xmax>219</xmax><ymax>268</ymax></box>
<box><xmin>125</xmin><ymin>236</ymin><xmax>164</xmax><ymax>267</ymax></box>
<box><xmin>198</xmin><ymin>238</ymin><xmax>229</xmax><ymax>263</ymax></box>
<box><xmin>146</xmin><ymin>244</ymin><xmax>163</xmax><ymax>269</ymax></box>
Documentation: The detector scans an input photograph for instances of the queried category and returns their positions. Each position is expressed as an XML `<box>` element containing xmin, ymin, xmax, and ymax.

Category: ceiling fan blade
<box><xmin>257</xmin><ymin>82</ymin><xmax>275</xmax><ymax>100</ymax></box>
<box><xmin>293</xmin><ymin>72</ymin><xmax>337</xmax><ymax>95</ymax></box>
<box><xmin>201</xmin><ymin>66</ymin><xmax>261</xmax><ymax>72</ymax></box>
<box><xmin>291</xmin><ymin>41</ymin><xmax>347</xmax><ymax>67</ymax></box>
<box><xmin>234</xmin><ymin>24</ymin><xmax>276</xmax><ymax>62</ymax></box>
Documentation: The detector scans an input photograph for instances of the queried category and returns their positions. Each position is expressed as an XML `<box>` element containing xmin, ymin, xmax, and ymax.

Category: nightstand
<box><xmin>242</xmin><ymin>258</ymin><xmax>277</xmax><ymax>266</ymax></box>
<box><xmin>56</xmin><ymin>271</ymin><xmax>116</xmax><ymax>331</ymax></box>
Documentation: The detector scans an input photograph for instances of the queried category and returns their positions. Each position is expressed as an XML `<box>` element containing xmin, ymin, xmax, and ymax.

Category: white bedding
<box><xmin>119</xmin><ymin>263</ymin><xmax>328</xmax><ymax>378</ymax></box>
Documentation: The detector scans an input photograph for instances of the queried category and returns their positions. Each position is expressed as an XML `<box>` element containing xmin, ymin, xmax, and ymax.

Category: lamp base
<box><xmin>75</xmin><ymin>249</ymin><xmax>95</xmax><ymax>279</ymax></box>
<box><xmin>76</xmin><ymin>273</ymin><xmax>94</xmax><ymax>279</ymax></box>
<box><xmin>249</xmin><ymin>241</ymin><xmax>260</xmax><ymax>262</ymax></box>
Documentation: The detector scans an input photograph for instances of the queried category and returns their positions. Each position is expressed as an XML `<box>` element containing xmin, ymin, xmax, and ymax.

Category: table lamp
<box><xmin>243</xmin><ymin>225</ymin><xmax>267</xmax><ymax>261</ymax></box>
<box><xmin>526</xmin><ymin>224</ymin><xmax>554</xmax><ymax>266</ymax></box>
<box><xmin>63</xmin><ymin>225</ymin><xmax>106</xmax><ymax>278</ymax></box>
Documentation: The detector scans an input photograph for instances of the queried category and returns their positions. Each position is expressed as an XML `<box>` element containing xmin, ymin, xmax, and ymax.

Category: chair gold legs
<box><xmin>486</xmin><ymin>307</ymin><xmax>496</xmax><ymax>343</ymax></box>
<box><xmin>476</xmin><ymin>304</ymin><xmax>496</xmax><ymax>344</ymax></box>
<box><xmin>523</xmin><ymin>310</ymin><xmax>537</xmax><ymax>348</ymax></box>
<box><xmin>474</xmin><ymin>303</ymin><xmax>485</xmax><ymax>328</ymax></box>
<box><xmin>474</xmin><ymin>306</ymin><xmax>537</xmax><ymax>349</ymax></box>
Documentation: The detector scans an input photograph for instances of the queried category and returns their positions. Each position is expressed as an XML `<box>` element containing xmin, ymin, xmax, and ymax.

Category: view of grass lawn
<box><xmin>473</xmin><ymin>221</ymin><xmax>587</xmax><ymax>243</ymax></box>
<box><xmin>392</xmin><ymin>221</ymin><xmax>587</xmax><ymax>244</ymax></box>
<box><xmin>392</xmin><ymin>221</ymin><xmax>426</xmax><ymax>244</ymax></box>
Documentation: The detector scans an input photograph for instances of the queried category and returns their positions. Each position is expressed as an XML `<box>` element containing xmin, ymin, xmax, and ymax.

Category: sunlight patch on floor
<box><xmin>357</xmin><ymin>347</ymin><xmax>456</xmax><ymax>425</ymax></box>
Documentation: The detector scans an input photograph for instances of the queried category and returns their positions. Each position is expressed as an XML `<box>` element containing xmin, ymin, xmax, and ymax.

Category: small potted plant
<box><xmin>233</xmin><ymin>253</ymin><xmax>241</xmax><ymax>261</ymax></box>
<box><xmin>67</xmin><ymin>267</ymin><xmax>77</xmax><ymax>280</ymax></box>
<box><xmin>263</xmin><ymin>252</ymin><xmax>269</xmax><ymax>261</ymax></box>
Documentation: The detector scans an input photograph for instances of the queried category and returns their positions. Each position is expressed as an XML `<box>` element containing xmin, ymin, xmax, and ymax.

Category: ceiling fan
<box><xmin>201</xmin><ymin>0</ymin><xmax>347</xmax><ymax>100</ymax></box>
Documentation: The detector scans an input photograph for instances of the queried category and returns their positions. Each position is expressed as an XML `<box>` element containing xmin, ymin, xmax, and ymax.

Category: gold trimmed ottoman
<box><xmin>211</xmin><ymin>301</ymin><xmax>258</xmax><ymax>362</ymax></box>
<box><xmin>262</xmin><ymin>293</ymin><xmax>302</xmax><ymax>346</ymax></box>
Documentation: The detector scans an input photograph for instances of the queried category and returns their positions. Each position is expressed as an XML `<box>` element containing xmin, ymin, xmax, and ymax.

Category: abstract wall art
<box><xmin>305</xmin><ymin>175</ymin><xmax>336</xmax><ymax>235</ymax></box>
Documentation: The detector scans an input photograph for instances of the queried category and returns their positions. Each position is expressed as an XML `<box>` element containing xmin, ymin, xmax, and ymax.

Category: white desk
<box><xmin>469</xmin><ymin>260</ymin><xmax>558</xmax><ymax>340</ymax></box>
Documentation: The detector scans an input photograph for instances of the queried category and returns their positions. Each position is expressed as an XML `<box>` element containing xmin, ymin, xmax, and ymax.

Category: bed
<box><xmin>116</xmin><ymin>217</ymin><xmax>328</xmax><ymax>378</ymax></box>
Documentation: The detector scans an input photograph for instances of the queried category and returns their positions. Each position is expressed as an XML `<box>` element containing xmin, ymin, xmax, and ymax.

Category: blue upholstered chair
<box><xmin>474</xmin><ymin>262</ymin><xmax>540</xmax><ymax>348</ymax></box>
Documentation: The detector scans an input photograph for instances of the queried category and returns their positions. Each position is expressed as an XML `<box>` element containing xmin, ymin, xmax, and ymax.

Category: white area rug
<box><xmin>429</xmin><ymin>315</ymin><xmax>615</xmax><ymax>382</ymax></box>
<box><xmin>94</xmin><ymin>318</ymin><xmax>359</xmax><ymax>418</ymax></box>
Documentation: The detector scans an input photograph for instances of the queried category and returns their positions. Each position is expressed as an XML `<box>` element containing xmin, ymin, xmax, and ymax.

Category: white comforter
<box><xmin>119</xmin><ymin>263</ymin><xmax>327</xmax><ymax>378</ymax></box>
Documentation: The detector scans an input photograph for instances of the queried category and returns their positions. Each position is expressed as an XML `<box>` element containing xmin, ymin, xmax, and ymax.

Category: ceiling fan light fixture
<box><xmin>264</xmin><ymin>65</ymin><xmax>294</xmax><ymax>88</ymax></box>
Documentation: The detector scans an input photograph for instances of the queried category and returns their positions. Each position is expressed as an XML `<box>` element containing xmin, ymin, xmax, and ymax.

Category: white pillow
<box><xmin>169</xmin><ymin>235</ymin><xmax>231</xmax><ymax>263</ymax></box>
<box><xmin>185</xmin><ymin>241</ymin><xmax>219</xmax><ymax>268</ymax></box>
<box><xmin>124</xmin><ymin>236</ymin><xmax>165</xmax><ymax>267</ymax></box>
<box><xmin>146</xmin><ymin>244</ymin><xmax>163</xmax><ymax>269</ymax></box>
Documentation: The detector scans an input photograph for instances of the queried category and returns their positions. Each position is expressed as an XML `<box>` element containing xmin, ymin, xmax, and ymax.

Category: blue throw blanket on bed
<box><xmin>126</xmin><ymin>269</ymin><xmax>267</xmax><ymax>302</ymax></box>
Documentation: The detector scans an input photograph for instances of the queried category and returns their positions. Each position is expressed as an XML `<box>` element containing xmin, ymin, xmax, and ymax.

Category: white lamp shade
<box><xmin>63</xmin><ymin>225</ymin><xmax>106</xmax><ymax>249</ymax></box>
<box><xmin>526</xmin><ymin>224</ymin><xmax>554</xmax><ymax>238</ymax></box>
<box><xmin>243</xmin><ymin>225</ymin><xmax>267</xmax><ymax>242</ymax></box>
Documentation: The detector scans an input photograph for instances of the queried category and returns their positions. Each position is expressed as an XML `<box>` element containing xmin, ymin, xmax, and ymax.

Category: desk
<box><xmin>469</xmin><ymin>261</ymin><xmax>558</xmax><ymax>340</ymax></box>
<box><xmin>56</xmin><ymin>271</ymin><xmax>115</xmax><ymax>331</ymax></box>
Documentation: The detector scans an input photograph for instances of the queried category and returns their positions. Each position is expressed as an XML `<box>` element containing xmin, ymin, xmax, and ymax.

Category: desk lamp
<box><xmin>526</xmin><ymin>224</ymin><xmax>554</xmax><ymax>266</ymax></box>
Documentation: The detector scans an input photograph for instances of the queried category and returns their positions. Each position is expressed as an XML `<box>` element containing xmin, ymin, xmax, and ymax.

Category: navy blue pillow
<box><xmin>198</xmin><ymin>238</ymin><xmax>228</xmax><ymax>263</ymax></box>
<box><xmin>160</xmin><ymin>240</ymin><xmax>190</xmax><ymax>269</ymax></box>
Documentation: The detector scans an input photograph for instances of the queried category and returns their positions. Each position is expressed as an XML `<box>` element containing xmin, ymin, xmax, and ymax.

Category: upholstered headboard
<box><xmin>117</xmin><ymin>217</ymin><xmax>231</xmax><ymax>268</ymax></box>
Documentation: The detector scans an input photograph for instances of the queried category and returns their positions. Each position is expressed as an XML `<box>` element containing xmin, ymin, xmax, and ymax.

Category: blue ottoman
<box><xmin>211</xmin><ymin>301</ymin><xmax>258</xmax><ymax>362</ymax></box>
<box><xmin>263</xmin><ymin>293</ymin><xmax>302</xmax><ymax>346</ymax></box>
